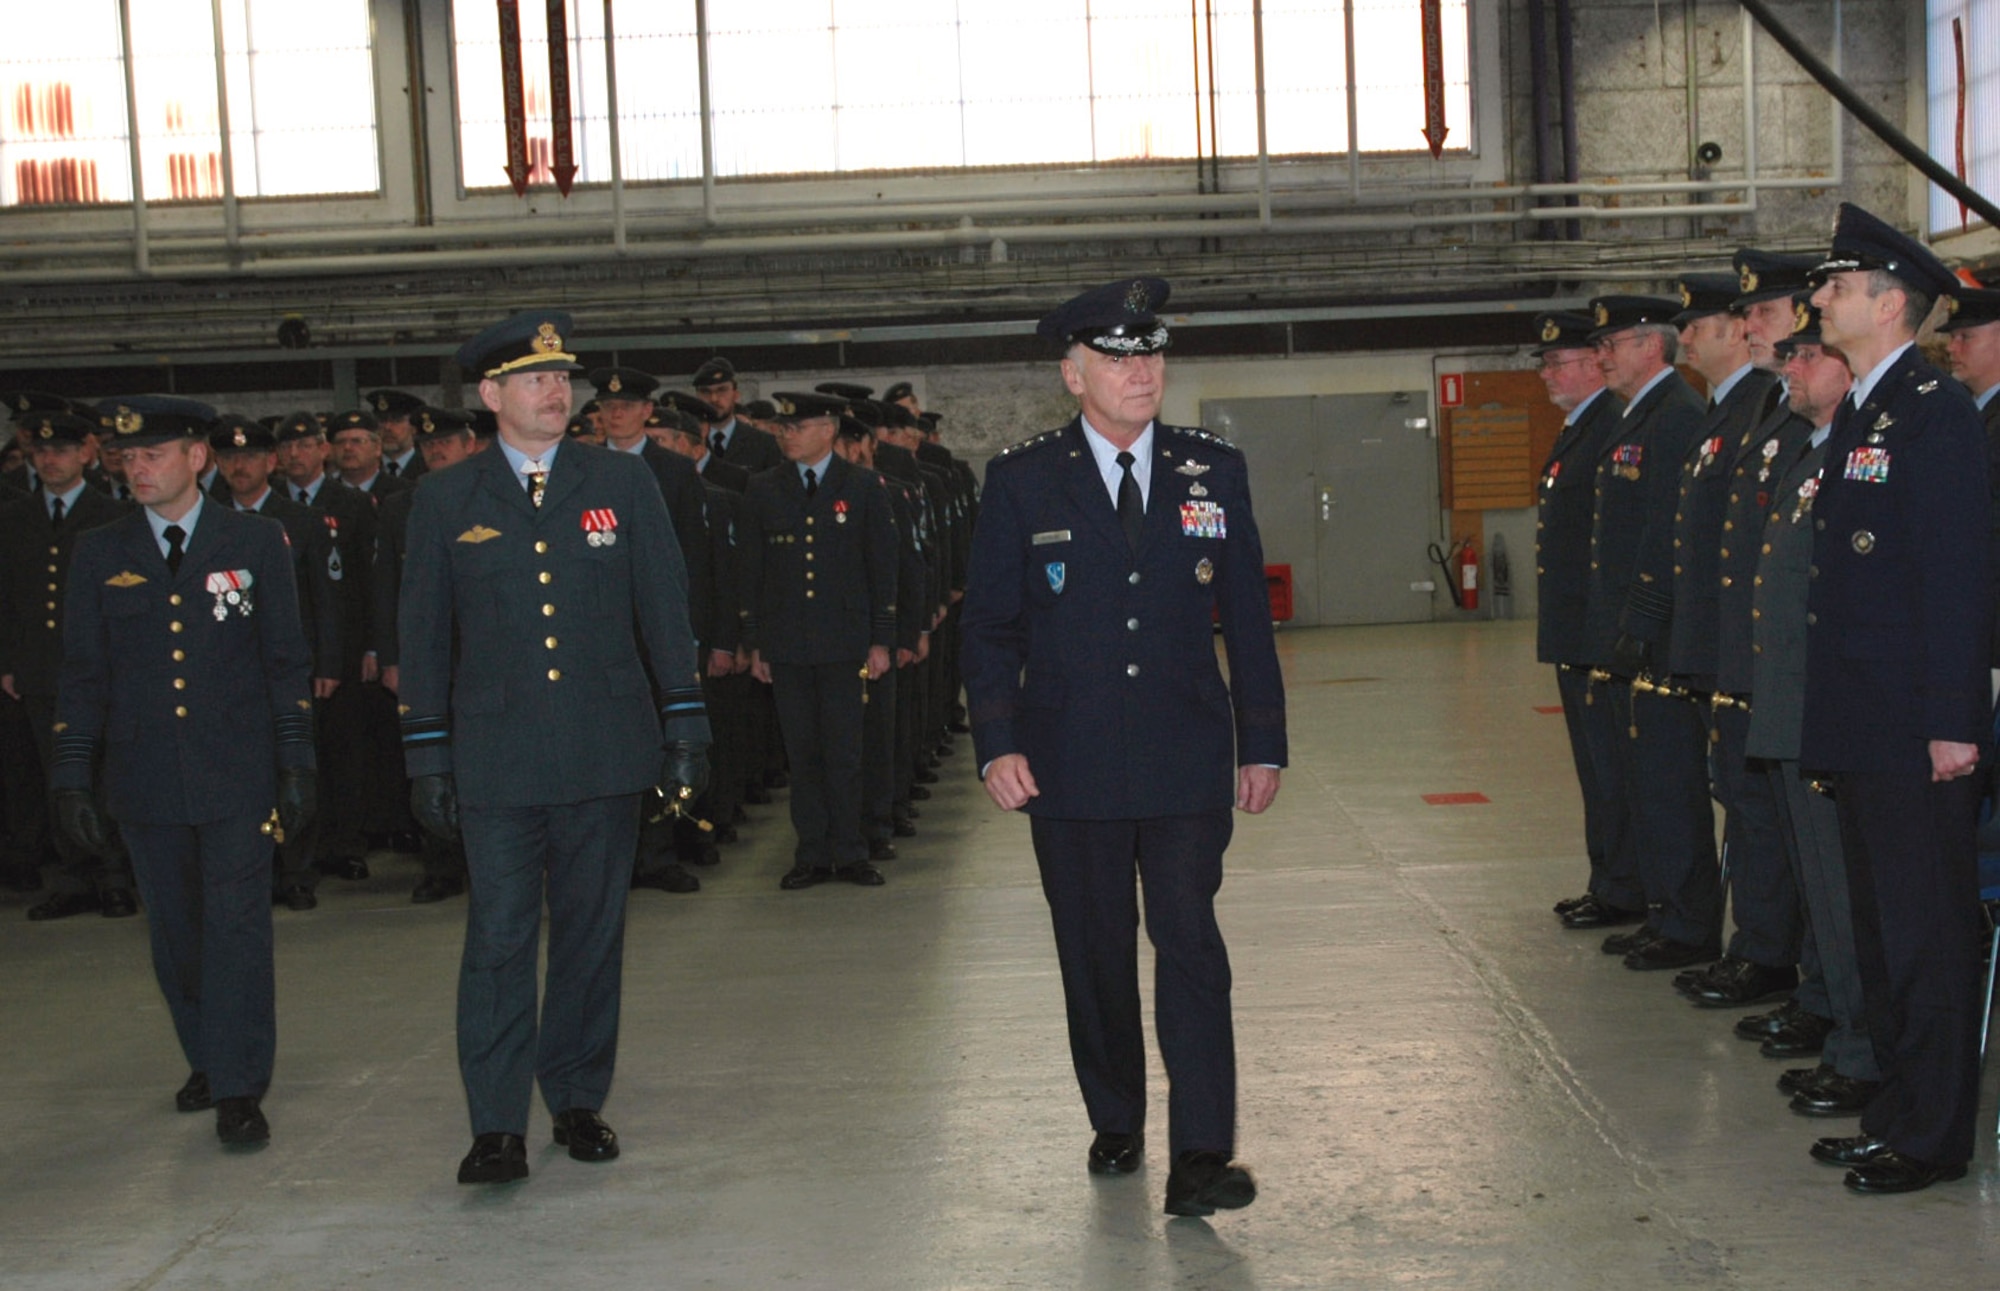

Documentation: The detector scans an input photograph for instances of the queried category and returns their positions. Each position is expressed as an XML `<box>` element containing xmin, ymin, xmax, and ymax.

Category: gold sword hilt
<box><xmin>259</xmin><ymin>808</ymin><xmax>285</xmax><ymax>846</ymax></box>
<box><xmin>648</xmin><ymin>784</ymin><xmax>714</xmax><ymax>833</ymax></box>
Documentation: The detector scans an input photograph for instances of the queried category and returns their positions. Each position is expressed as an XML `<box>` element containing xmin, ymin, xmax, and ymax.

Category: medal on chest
<box><xmin>1757</xmin><ymin>436</ymin><xmax>1780</xmax><ymax>484</ymax></box>
<box><xmin>1791</xmin><ymin>475</ymin><xmax>1819</xmax><ymax>524</ymax></box>
<box><xmin>1180</xmin><ymin>499</ymin><xmax>1227</xmax><ymax>539</ymax></box>
<box><xmin>581</xmin><ymin>508</ymin><xmax>619</xmax><ymax>547</ymax></box>
<box><xmin>1692</xmin><ymin>435</ymin><xmax>1723</xmax><ymax>477</ymax></box>
<box><xmin>206</xmin><ymin>569</ymin><xmax>256</xmax><ymax>620</ymax></box>
<box><xmin>1611</xmin><ymin>443</ymin><xmax>1642</xmax><ymax>481</ymax></box>
<box><xmin>1843</xmin><ymin>446</ymin><xmax>1890</xmax><ymax>484</ymax></box>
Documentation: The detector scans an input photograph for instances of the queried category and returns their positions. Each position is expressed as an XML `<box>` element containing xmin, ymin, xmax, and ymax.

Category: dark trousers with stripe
<box><xmin>457</xmin><ymin>794</ymin><xmax>641</xmax><ymax>1135</ymax></box>
<box><xmin>1558</xmin><ymin>666</ymin><xmax>1635</xmax><ymax>905</ymax></box>
<box><xmin>862</xmin><ymin>669</ymin><xmax>897</xmax><ymax>842</ymax></box>
<box><xmin>769</xmin><ymin>660</ymin><xmax>868</xmax><ymax>870</ymax></box>
<box><xmin>122</xmin><ymin>813</ymin><xmax>276</xmax><ymax>1101</ymax></box>
<box><xmin>1838</xmin><ymin>769</ymin><xmax>1983</xmax><ymax>1167</ymax></box>
<box><xmin>1031</xmin><ymin>809</ymin><xmax>1237</xmax><ymax>1159</ymax></box>
<box><xmin>1610</xmin><ymin>684</ymin><xmax>1719</xmax><ymax>945</ymax></box>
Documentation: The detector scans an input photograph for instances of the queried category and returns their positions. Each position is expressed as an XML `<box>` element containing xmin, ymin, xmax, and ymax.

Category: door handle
<box><xmin>1319</xmin><ymin>486</ymin><xmax>1334</xmax><ymax>522</ymax></box>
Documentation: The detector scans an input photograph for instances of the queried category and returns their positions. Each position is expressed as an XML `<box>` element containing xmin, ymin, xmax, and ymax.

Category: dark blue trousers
<box><xmin>1560</xmin><ymin>666</ymin><xmax>1638</xmax><ymax>906</ymax></box>
<box><xmin>1609</xmin><ymin>684</ymin><xmax>1719</xmax><ymax>944</ymax></box>
<box><xmin>1030</xmin><ymin>809</ymin><xmax>1237</xmax><ymax>1159</ymax></box>
<box><xmin>122</xmin><ymin>814</ymin><xmax>276</xmax><ymax>1101</ymax></box>
<box><xmin>1710</xmin><ymin>705</ymin><xmax>1800</xmax><ymax>966</ymax></box>
<box><xmin>862</xmin><ymin>669</ymin><xmax>897</xmax><ymax>842</ymax></box>
<box><xmin>769</xmin><ymin>660</ymin><xmax>868</xmax><ymax>870</ymax></box>
<box><xmin>1838</xmin><ymin>770</ymin><xmax>1983</xmax><ymax>1168</ymax></box>
<box><xmin>458</xmin><ymin>795</ymin><xmax>641</xmax><ymax>1136</ymax></box>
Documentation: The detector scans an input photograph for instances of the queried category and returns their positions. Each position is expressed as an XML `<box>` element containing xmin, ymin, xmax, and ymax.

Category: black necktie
<box><xmin>1116</xmin><ymin>450</ymin><xmax>1143</xmax><ymax>552</ymax></box>
<box><xmin>712</xmin><ymin>431</ymin><xmax>727</xmax><ymax>457</ymax></box>
<box><xmin>383</xmin><ymin>457</ymin><xmax>400</xmax><ymax>477</ymax></box>
<box><xmin>49</xmin><ymin>496</ymin><xmax>64</xmax><ymax>529</ymax></box>
<box><xmin>163</xmin><ymin>524</ymin><xmax>186</xmax><ymax>574</ymax></box>
<box><xmin>298</xmin><ymin>487</ymin><xmax>310</xmax><ymax>504</ymax></box>
<box><xmin>803</xmin><ymin>468</ymin><xmax>818</xmax><ymax>500</ymax></box>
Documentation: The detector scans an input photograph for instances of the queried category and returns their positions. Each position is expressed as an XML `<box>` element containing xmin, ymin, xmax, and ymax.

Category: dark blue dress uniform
<box><xmin>54</xmin><ymin>400</ymin><xmax>314</xmax><ymax>1109</ymax></box>
<box><xmin>400</xmin><ymin>406</ymin><xmax>708</xmax><ymax>1140</ymax></box>
<box><xmin>963</xmin><ymin>388</ymin><xmax>1287</xmax><ymax>1161</ymax></box>
<box><xmin>737</xmin><ymin>425</ymin><xmax>899</xmax><ymax>879</ymax></box>
<box><xmin>1529</xmin><ymin>314</ymin><xmax>1634</xmax><ymax>918</ymax></box>
<box><xmin>1801</xmin><ymin>343</ymin><xmax>1991</xmax><ymax>1173</ymax></box>
<box><xmin>1934</xmin><ymin>284</ymin><xmax>2000</xmax><ymax>664</ymax></box>
<box><xmin>1583</xmin><ymin>297</ymin><xmax>1719</xmax><ymax>955</ymax></box>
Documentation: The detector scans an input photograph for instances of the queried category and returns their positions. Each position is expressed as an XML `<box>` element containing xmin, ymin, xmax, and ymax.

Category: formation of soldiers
<box><xmin>1535</xmin><ymin>203</ymin><xmax>1996</xmax><ymax>1196</ymax></box>
<box><xmin>0</xmin><ymin>360</ymin><xmax>980</xmax><ymax>917</ymax></box>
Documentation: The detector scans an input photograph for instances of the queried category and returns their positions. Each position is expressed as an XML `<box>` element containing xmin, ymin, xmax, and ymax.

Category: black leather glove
<box><xmin>276</xmin><ymin>767</ymin><xmax>317</xmax><ymax>839</ymax></box>
<box><xmin>410</xmin><ymin>773</ymin><xmax>461</xmax><ymax>843</ymax></box>
<box><xmin>54</xmin><ymin>788</ymin><xmax>110</xmax><ymax>856</ymax></box>
<box><xmin>659</xmin><ymin>741</ymin><xmax>711</xmax><ymax>806</ymax></box>
<box><xmin>1611</xmin><ymin>632</ymin><xmax>1651</xmax><ymax>679</ymax></box>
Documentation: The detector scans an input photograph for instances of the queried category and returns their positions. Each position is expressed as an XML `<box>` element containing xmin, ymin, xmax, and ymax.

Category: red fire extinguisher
<box><xmin>1458</xmin><ymin>537</ymin><xmax>1480</xmax><ymax>612</ymax></box>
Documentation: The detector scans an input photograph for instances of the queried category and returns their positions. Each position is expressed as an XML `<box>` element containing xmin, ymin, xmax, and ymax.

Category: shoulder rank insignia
<box><xmin>457</xmin><ymin>525</ymin><xmax>503</xmax><ymax>544</ymax></box>
<box><xmin>1167</xmin><ymin>425</ymin><xmax>1241</xmax><ymax>453</ymax></box>
<box><xmin>1916</xmin><ymin>379</ymin><xmax>1939</xmax><ymax>394</ymax></box>
<box><xmin>992</xmin><ymin>430</ymin><xmax>1062</xmax><ymax>462</ymax></box>
<box><xmin>105</xmin><ymin>571</ymin><xmax>147</xmax><ymax>587</ymax></box>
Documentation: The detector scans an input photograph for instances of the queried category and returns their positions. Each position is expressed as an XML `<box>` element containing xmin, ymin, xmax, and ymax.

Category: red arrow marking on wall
<box><xmin>1420</xmin><ymin>0</ymin><xmax>1449</xmax><ymax>159</ymax></box>
<box><xmin>499</xmin><ymin>0</ymin><xmax>531</xmax><ymax>194</ymax></box>
<box><xmin>547</xmin><ymin>0</ymin><xmax>577</xmax><ymax>195</ymax></box>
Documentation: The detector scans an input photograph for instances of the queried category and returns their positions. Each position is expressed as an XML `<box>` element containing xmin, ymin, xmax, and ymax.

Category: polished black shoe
<box><xmin>1673</xmin><ymin>954</ymin><xmax>1738</xmax><ymax>997</ymax></box>
<box><xmin>1777</xmin><ymin>1063</ymin><xmax>1834</xmax><ymax>1097</ymax></box>
<box><xmin>1552</xmin><ymin>892</ymin><xmax>1592</xmax><ymax>916</ymax></box>
<box><xmin>98</xmin><ymin>889</ymin><xmax>139</xmax><ymax>919</ymax></box>
<box><xmin>1809</xmin><ymin>1133</ymin><xmax>1892</xmax><ymax>1167</ymax></box>
<box><xmin>214</xmin><ymin>1096</ymin><xmax>269</xmax><ymax>1146</ymax></box>
<box><xmin>458</xmin><ymin>1132</ymin><xmax>529</xmax><ymax>1184</ymax></box>
<box><xmin>552</xmin><ymin>1109</ymin><xmax>620</xmax><ymax>1163</ymax></box>
<box><xmin>175</xmin><ymin>1071</ymin><xmax>212</xmax><ymax>1113</ymax></box>
<box><xmin>1559</xmin><ymin>894</ymin><xmax>1645</xmax><ymax>930</ymax></box>
<box><xmin>1688</xmin><ymin>958</ymin><xmax>1797</xmax><ymax>1008</ymax></box>
<box><xmin>713</xmin><ymin>824</ymin><xmax>740</xmax><ymax>845</ymax></box>
<box><xmin>1734</xmin><ymin>997</ymin><xmax>1810</xmax><ymax>1041</ymax></box>
<box><xmin>867</xmin><ymin>839</ymin><xmax>897</xmax><ymax>862</ymax></box>
<box><xmin>27</xmin><ymin>890</ymin><xmax>99</xmax><ymax>921</ymax></box>
<box><xmin>1601</xmin><ymin>924</ymin><xmax>1661</xmax><ymax>956</ymax></box>
<box><xmin>411</xmin><ymin>875</ymin><xmax>465</xmax><ymax>904</ymax></box>
<box><xmin>1843</xmin><ymin>1151</ymin><xmax>1967</xmax><ymax>1195</ymax></box>
<box><xmin>891</xmin><ymin>818</ymin><xmax>918</xmax><ymax>838</ymax></box>
<box><xmin>1789</xmin><ymin>1073</ymin><xmax>1880</xmax><ymax>1117</ymax></box>
<box><xmin>1759</xmin><ymin>1011</ymin><xmax>1835</xmax><ymax>1058</ymax></box>
<box><xmin>1087</xmin><ymin>1131</ymin><xmax>1144</xmax><ymax>1175</ymax></box>
<box><xmin>276</xmin><ymin>884</ymin><xmax>318</xmax><ymax>912</ymax></box>
<box><xmin>633</xmin><ymin>864</ymin><xmax>700</xmax><ymax>894</ymax></box>
<box><xmin>1623</xmin><ymin>937</ymin><xmax>1719</xmax><ymax>971</ymax></box>
<box><xmin>690</xmin><ymin>843</ymin><xmax>722</xmax><ymax>867</ymax></box>
<box><xmin>837</xmin><ymin>863</ymin><xmax>886</xmax><ymax>886</ymax></box>
<box><xmin>780</xmin><ymin>865</ymin><xmax>827</xmax><ymax>891</ymax></box>
<box><xmin>318</xmin><ymin>855</ymin><xmax>369</xmax><ymax>882</ymax></box>
<box><xmin>1164</xmin><ymin>1150</ymin><xmax>1256</xmax><ymax>1217</ymax></box>
<box><xmin>914</xmin><ymin>767</ymin><xmax>940</xmax><ymax>785</ymax></box>
<box><xmin>909</xmin><ymin>785</ymin><xmax>932</xmax><ymax>801</ymax></box>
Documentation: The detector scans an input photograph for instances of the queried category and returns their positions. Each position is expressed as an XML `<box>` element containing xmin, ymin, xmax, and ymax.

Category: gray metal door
<box><xmin>1201</xmin><ymin>392</ymin><xmax>1437</xmax><ymax>627</ymax></box>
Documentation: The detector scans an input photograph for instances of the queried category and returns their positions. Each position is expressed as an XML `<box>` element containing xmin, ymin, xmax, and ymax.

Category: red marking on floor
<box><xmin>1532</xmin><ymin>705</ymin><xmax>1564</xmax><ymax>714</ymax></box>
<box><xmin>1422</xmin><ymin>792</ymin><xmax>1491</xmax><ymax>806</ymax></box>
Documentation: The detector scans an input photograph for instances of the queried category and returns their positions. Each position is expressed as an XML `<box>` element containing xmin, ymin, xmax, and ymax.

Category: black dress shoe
<box><xmin>1759</xmin><ymin>1011</ymin><xmax>1835</xmax><ymax>1058</ymax></box>
<box><xmin>1688</xmin><ymin>957</ymin><xmax>1796</xmax><ymax>1008</ymax></box>
<box><xmin>690</xmin><ymin>843</ymin><xmax>722</xmax><ymax>867</ymax></box>
<box><xmin>915</xmin><ymin>768</ymin><xmax>940</xmax><ymax>785</ymax></box>
<box><xmin>317</xmin><ymin>855</ymin><xmax>369</xmax><ymax>882</ymax></box>
<box><xmin>633</xmin><ymin>864</ymin><xmax>700</xmax><ymax>893</ymax></box>
<box><xmin>215</xmin><ymin>1096</ymin><xmax>269</xmax><ymax>1146</ymax></box>
<box><xmin>1673</xmin><ymin>954</ymin><xmax>1739</xmax><ymax>997</ymax></box>
<box><xmin>411</xmin><ymin>875</ymin><xmax>465</xmax><ymax>904</ymax></box>
<box><xmin>1734</xmin><ymin>997</ymin><xmax>1810</xmax><ymax>1041</ymax></box>
<box><xmin>1087</xmin><ymin>1131</ymin><xmax>1144</xmax><ymax>1175</ymax></box>
<box><xmin>713</xmin><ymin>825</ymin><xmax>740</xmax><ymax>844</ymax></box>
<box><xmin>780</xmin><ymin>865</ymin><xmax>827</xmax><ymax>890</ymax></box>
<box><xmin>552</xmin><ymin>1109</ymin><xmax>620</xmax><ymax>1162</ymax></box>
<box><xmin>1164</xmin><ymin>1150</ymin><xmax>1256</xmax><ymax>1217</ymax></box>
<box><xmin>1810</xmin><ymin>1133</ymin><xmax>1892</xmax><ymax>1167</ymax></box>
<box><xmin>276</xmin><ymin>884</ymin><xmax>317</xmax><ymax>911</ymax></box>
<box><xmin>458</xmin><ymin>1132</ymin><xmax>529</xmax><ymax>1184</ymax></box>
<box><xmin>1789</xmin><ymin>1073</ymin><xmax>1880</xmax><ymax>1117</ymax></box>
<box><xmin>891</xmin><ymin>818</ymin><xmax>917</xmax><ymax>838</ymax></box>
<box><xmin>98</xmin><ymin>889</ymin><xmax>139</xmax><ymax>918</ymax></box>
<box><xmin>1601</xmin><ymin>924</ymin><xmax>1662</xmax><ymax>956</ymax></box>
<box><xmin>1777</xmin><ymin>1063</ymin><xmax>1834</xmax><ymax>1097</ymax></box>
<box><xmin>868</xmin><ymin>839</ymin><xmax>897</xmax><ymax>862</ymax></box>
<box><xmin>175</xmin><ymin>1071</ymin><xmax>212</xmax><ymax>1113</ymax></box>
<box><xmin>837</xmin><ymin>863</ymin><xmax>886</xmax><ymax>886</ymax></box>
<box><xmin>1623</xmin><ymin>937</ymin><xmax>1719</xmax><ymax>971</ymax></box>
<box><xmin>1560</xmin><ymin>895</ymin><xmax>1645</xmax><ymax>930</ymax></box>
<box><xmin>1843</xmin><ymin>1151</ymin><xmax>1967</xmax><ymax>1195</ymax></box>
<box><xmin>27</xmin><ymin>890</ymin><xmax>99</xmax><ymax>921</ymax></box>
<box><xmin>909</xmin><ymin>785</ymin><xmax>932</xmax><ymax>801</ymax></box>
<box><xmin>1552</xmin><ymin>892</ymin><xmax>1592</xmax><ymax>916</ymax></box>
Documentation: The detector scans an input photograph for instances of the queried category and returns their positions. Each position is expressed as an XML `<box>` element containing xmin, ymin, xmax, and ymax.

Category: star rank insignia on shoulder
<box><xmin>992</xmin><ymin>429</ymin><xmax>1064</xmax><ymax>462</ymax></box>
<box><xmin>1165</xmin><ymin>425</ymin><xmax>1240</xmax><ymax>454</ymax></box>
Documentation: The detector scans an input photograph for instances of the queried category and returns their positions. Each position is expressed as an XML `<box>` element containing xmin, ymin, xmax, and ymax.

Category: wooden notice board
<box><xmin>1439</xmin><ymin>370</ymin><xmax>1565</xmax><ymax>513</ymax></box>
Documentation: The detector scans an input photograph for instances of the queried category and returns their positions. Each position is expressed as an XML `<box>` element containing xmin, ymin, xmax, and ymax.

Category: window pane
<box><xmin>1928</xmin><ymin>0</ymin><xmax>2000</xmax><ymax>235</ymax></box>
<box><xmin>220</xmin><ymin>1</ymin><xmax>379</xmax><ymax>197</ymax></box>
<box><xmin>1351</xmin><ymin>0</ymin><xmax>1469</xmax><ymax>154</ymax></box>
<box><xmin>0</xmin><ymin>1</ymin><xmax>132</xmax><ymax>205</ymax></box>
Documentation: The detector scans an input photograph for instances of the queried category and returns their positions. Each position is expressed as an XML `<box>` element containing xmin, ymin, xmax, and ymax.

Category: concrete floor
<box><xmin>2</xmin><ymin>620</ymin><xmax>1996</xmax><ymax>1290</ymax></box>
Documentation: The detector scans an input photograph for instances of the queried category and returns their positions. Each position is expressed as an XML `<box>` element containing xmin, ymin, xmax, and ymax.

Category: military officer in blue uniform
<box><xmin>399</xmin><ymin>310</ymin><xmax>710</xmax><ymax>1186</ymax></box>
<box><xmin>1583</xmin><ymin>296</ymin><xmax>1719</xmax><ymax>972</ymax></box>
<box><xmin>1936</xmin><ymin>280</ymin><xmax>2000</xmax><ymax>663</ymax></box>
<box><xmin>739</xmin><ymin>391</ymin><xmax>899</xmax><ymax>889</ymax></box>
<box><xmin>1531</xmin><ymin>312</ymin><xmax>1636</xmax><ymax>931</ymax></box>
<box><xmin>1796</xmin><ymin>206</ymin><xmax>1991</xmax><ymax>1195</ymax></box>
<box><xmin>962</xmin><ymin>278</ymin><xmax>1286</xmax><ymax>1218</ymax></box>
<box><xmin>54</xmin><ymin>395</ymin><xmax>317</xmax><ymax>1147</ymax></box>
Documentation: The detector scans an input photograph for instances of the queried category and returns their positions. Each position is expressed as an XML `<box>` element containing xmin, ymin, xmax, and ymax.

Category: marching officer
<box><xmin>1798</xmin><ymin>205</ymin><xmax>1990</xmax><ymax>1194</ymax></box>
<box><xmin>1583</xmin><ymin>296</ymin><xmax>1718</xmax><ymax>972</ymax></box>
<box><xmin>1530</xmin><ymin>312</ymin><xmax>1636</xmax><ymax>932</ymax></box>
<box><xmin>962</xmin><ymin>277</ymin><xmax>1286</xmax><ymax>1217</ymax></box>
<box><xmin>0</xmin><ymin>410</ymin><xmax>137</xmax><ymax>919</ymax></box>
<box><xmin>54</xmin><ymin>395</ymin><xmax>317</xmax><ymax>1147</ymax></box>
<box><xmin>738</xmin><ymin>392</ymin><xmax>898</xmax><ymax>889</ymax></box>
<box><xmin>398</xmin><ymin>310</ymin><xmax>709</xmax><ymax>1186</ymax></box>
